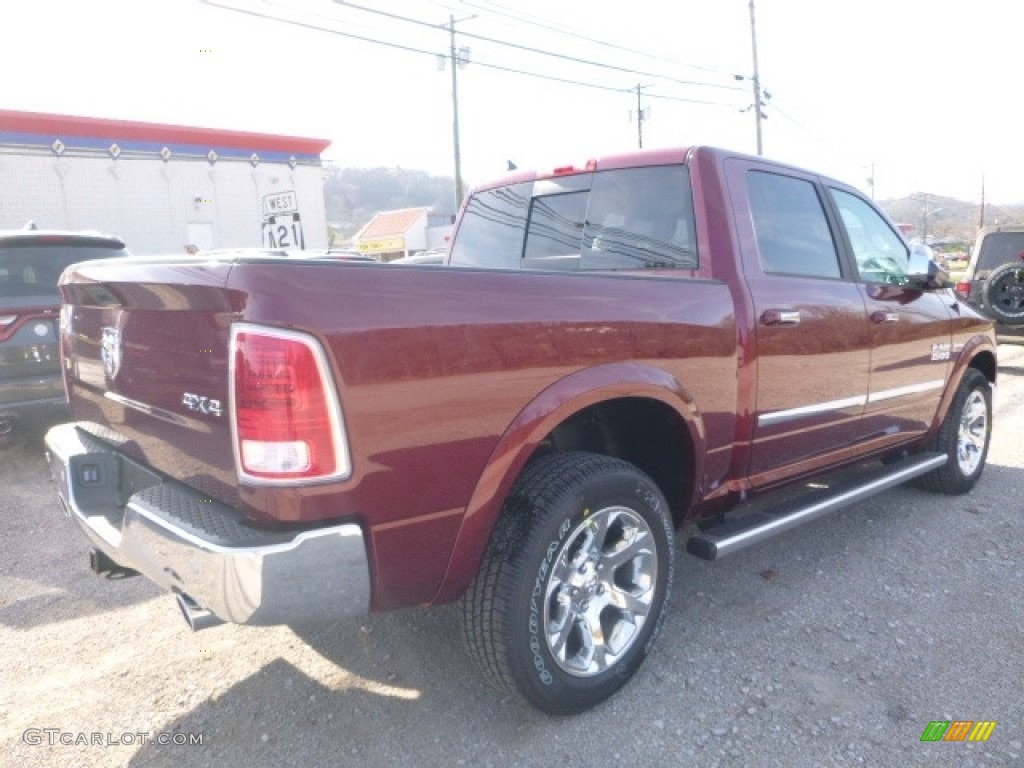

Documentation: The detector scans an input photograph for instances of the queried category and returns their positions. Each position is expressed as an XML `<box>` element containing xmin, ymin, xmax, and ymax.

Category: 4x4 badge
<box><xmin>182</xmin><ymin>392</ymin><xmax>224</xmax><ymax>418</ymax></box>
<box><xmin>100</xmin><ymin>327</ymin><xmax>122</xmax><ymax>379</ymax></box>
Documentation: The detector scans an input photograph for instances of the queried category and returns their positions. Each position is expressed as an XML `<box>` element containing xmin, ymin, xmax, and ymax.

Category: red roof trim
<box><xmin>0</xmin><ymin>109</ymin><xmax>330</xmax><ymax>155</ymax></box>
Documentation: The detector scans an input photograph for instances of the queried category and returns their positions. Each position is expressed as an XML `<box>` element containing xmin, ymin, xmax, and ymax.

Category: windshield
<box><xmin>0</xmin><ymin>244</ymin><xmax>125</xmax><ymax>299</ymax></box>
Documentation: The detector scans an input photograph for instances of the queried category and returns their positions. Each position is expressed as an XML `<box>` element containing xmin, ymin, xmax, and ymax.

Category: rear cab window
<box><xmin>451</xmin><ymin>165</ymin><xmax>698</xmax><ymax>272</ymax></box>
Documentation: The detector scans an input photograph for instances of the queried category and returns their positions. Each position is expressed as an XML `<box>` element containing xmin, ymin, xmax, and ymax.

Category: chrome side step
<box><xmin>686</xmin><ymin>452</ymin><xmax>947</xmax><ymax>561</ymax></box>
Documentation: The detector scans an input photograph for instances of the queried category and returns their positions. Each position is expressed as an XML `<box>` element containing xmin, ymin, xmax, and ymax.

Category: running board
<box><xmin>686</xmin><ymin>452</ymin><xmax>947</xmax><ymax>561</ymax></box>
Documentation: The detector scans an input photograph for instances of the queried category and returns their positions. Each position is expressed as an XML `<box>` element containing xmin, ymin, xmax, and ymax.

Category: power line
<box><xmin>333</xmin><ymin>0</ymin><xmax>745</xmax><ymax>93</ymax></box>
<box><xmin>201</xmin><ymin>1</ymin><xmax>442</xmax><ymax>59</ymax></box>
<box><xmin>457</xmin><ymin>0</ymin><xmax>740</xmax><ymax>80</ymax></box>
<box><xmin>769</xmin><ymin>101</ymin><xmax>864</xmax><ymax>170</ymax></box>
<box><xmin>201</xmin><ymin>1</ymin><xmax>743</xmax><ymax>106</ymax></box>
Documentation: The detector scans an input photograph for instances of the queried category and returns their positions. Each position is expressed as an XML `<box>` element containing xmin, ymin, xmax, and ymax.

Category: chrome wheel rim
<box><xmin>957</xmin><ymin>390</ymin><xmax>988</xmax><ymax>476</ymax></box>
<box><xmin>543</xmin><ymin>506</ymin><xmax>657</xmax><ymax>677</ymax></box>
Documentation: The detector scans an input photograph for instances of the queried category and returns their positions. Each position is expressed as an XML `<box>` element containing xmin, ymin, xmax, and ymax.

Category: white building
<box><xmin>0</xmin><ymin>109</ymin><xmax>331</xmax><ymax>255</ymax></box>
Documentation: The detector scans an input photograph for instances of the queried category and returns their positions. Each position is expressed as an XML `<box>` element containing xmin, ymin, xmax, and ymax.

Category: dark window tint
<box><xmin>829</xmin><ymin>188</ymin><xmax>909</xmax><ymax>284</ymax></box>
<box><xmin>451</xmin><ymin>165</ymin><xmax>698</xmax><ymax>272</ymax></box>
<box><xmin>977</xmin><ymin>231</ymin><xmax>1024</xmax><ymax>273</ymax></box>
<box><xmin>582</xmin><ymin>165</ymin><xmax>697</xmax><ymax>269</ymax></box>
<box><xmin>0</xmin><ymin>245</ymin><xmax>125</xmax><ymax>299</ymax></box>
<box><xmin>449</xmin><ymin>181</ymin><xmax>532</xmax><ymax>269</ymax></box>
<box><xmin>747</xmin><ymin>171</ymin><xmax>841</xmax><ymax>279</ymax></box>
<box><xmin>522</xmin><ymin>191</ymin><xmax>588</xmax><ymax>270</ymax></box>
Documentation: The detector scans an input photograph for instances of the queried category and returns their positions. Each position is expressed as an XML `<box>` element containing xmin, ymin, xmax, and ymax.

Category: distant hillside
<box><xmin>878</xmin><ymin>194</ymin><xmax>1024</xmax><ymax>247</ymax></box>
<box><xmin>324</xmin><ymin>166</ymin><xmax>455</xmax><ymax>241</ymax></box>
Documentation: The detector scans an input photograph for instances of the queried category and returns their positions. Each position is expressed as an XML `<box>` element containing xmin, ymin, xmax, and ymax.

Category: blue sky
<box><xmin>6</xmin><ymin>0</ymin><xmax>1022</xmax><ymax>203</ymax></box>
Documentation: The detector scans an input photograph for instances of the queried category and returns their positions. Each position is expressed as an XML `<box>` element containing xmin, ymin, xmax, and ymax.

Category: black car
<box><xmin>955</xmin><ymin>225</ymin><xmax>1024</xmax><ymax>341</ymax></box>
<box><xmin>0</xmin><ymin>228</ymin><xmax>129</xmax><ymax>441</ymax></box>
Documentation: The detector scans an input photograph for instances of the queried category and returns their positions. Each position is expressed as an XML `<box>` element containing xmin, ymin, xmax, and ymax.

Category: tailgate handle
<box><xmin>870</xmin><ymin>310</ymin><xmax>900</xmax><ymax>324</ymax></box>
<box><xmin>761</xmin><ymin>309</ymin><xmax>801</xmax><ymax>326</ymax></box>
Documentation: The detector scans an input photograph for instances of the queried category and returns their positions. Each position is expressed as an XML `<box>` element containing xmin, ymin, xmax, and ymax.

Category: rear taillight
<box><xmin>955</xmin><ymin>280</ymin><xmax>971</xmax><ymax>299</ymax></box>
<box><xmin>230</xmin><ymin>324</ymin><xmax>350</xmax><ymax>483</ymax></box>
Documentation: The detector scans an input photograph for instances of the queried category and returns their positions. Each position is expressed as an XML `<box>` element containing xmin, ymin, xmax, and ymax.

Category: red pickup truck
<box><xmin>45</xmin><ymin>145</ymin><xmax>997</xmax><ymax>715</ymax></box>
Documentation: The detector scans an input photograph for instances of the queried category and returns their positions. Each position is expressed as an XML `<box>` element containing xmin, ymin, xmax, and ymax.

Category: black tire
<box><xmin>917</xmin><ymin>368</ymin><xmax>992</xmax><ymax>494</ymax></box>
<box><xmin>461</xmin><ymin>451</ymin><xmax>674</xmax><ymax>715</ymax></box>
<box><xmin>983</xmin><ymin>262</ymin><xmax>1024</xmax><ymax>326</ymax></box>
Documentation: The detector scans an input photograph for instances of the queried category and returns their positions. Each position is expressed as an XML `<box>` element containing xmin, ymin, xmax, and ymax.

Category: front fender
<box><xmin>932</xmin><ymin>332</ymin><xmax>998</xmax><ymax>433</ymax></box>
<box><xmin>430</xmin><ymin>361</ymin><xmax>705</xmax><ymax>604</ymax></box>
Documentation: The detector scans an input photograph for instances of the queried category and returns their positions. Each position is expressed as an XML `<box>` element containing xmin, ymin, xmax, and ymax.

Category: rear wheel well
<box><xmin>538</xmin><ymin>397</ymin><xmax>694</xmax><ymax>524</ymax></box>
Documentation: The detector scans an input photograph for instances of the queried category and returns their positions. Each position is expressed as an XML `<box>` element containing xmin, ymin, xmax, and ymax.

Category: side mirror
<box><xmin>906</xmin><ymin>243</ymin><xmax>951</xmax><ymax>290</ymax></box>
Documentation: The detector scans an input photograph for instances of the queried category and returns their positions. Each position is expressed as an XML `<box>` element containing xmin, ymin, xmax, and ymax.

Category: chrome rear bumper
<box><xmin>44</xmin><ymin>422</ymin><xmax>370</xmax><ymax>627</ymax></box>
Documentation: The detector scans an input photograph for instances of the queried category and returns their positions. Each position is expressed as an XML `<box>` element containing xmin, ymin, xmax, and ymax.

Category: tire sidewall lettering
<box><xmin>477</xmin><ymin>454</ymin><xmax>675</xmax><ymax>714</ymax></box>
<box><xmin>525</xmin><ymin>478</ymin><xmax>669</xmax><ymax>691</ymax></box>
<box><xmin>528</xmin><ymin>536</ymin><xmax>561</xmax><ymax>687</ymax></box>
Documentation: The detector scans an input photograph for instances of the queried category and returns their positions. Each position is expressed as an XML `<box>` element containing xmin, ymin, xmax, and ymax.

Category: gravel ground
<box><xmin>1</xmin><ymin>345</ymin><xmax>1021</xmax><ymax>768</ymax></box>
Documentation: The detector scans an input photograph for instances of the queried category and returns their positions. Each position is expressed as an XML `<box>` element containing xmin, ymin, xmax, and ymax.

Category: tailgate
<box><xmin>60</xmin><ymin>257</ymin><xmax>244</xmax><ymax>509</ymax></box>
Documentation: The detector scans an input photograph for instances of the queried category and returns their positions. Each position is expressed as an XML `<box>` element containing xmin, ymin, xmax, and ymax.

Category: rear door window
<box><xmin>746</xmin><ymin>171</ymin><xmax>842</xmax><ymax>279</ymax></box>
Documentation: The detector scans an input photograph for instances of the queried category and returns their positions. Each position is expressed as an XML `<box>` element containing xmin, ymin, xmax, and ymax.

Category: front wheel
<box><xmin>462</xmin><ymin>452</ymin><xmax>674</xmax><ymax>715</ymax></box>
<box><xmin>917</xmin><ymin>368</ymin><xmax>992</xmax><ymax>494</ymax></box>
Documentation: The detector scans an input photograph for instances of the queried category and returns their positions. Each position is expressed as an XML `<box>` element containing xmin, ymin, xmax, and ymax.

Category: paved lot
<box><xmin>1</xmin><ymin>345</ymin><xmax>1021</xmax><ymax>768</ymax></box>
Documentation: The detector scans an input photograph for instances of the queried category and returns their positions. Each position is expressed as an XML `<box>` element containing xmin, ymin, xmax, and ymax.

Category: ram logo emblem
<box><xmin>100</xmin><ymin>327</ymin><xmax>122</xmax><ymax>380</ymax></box>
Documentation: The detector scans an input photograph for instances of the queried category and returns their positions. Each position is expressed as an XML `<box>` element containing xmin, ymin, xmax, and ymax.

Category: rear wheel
<box><xmin>983</xmin><ymin>262</ymin><xmax>1024</xmax><ymax>325</ymax></box>
<box><xmin>462</xmin><ymin>452</ymin><xmax>674</xmax><ymax>715</ymax></box>
<box><xmin>917</xmin><ymin>368</ymin><xmax>992</xmax><ymax>494</ymax></box>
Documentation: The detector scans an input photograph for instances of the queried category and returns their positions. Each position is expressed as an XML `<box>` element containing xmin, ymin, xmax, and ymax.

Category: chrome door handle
<box><xmin>761</xmin><ymin>309</ymin><xmax>801</xmax><ymax>326</ymax></box>
<box><xmin>870</xmin><ymin>310</ymin><xmax>899</xmax><ymax>324</ymax></box>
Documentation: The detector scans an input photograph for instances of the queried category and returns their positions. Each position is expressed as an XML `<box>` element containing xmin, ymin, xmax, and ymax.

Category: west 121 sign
<box><xmin>262</xmin><ymin>191</ymin><xmax>305</xmax><ymax>250</ymax></box>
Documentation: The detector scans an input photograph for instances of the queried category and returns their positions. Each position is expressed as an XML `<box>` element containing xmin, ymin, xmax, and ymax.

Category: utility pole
<box><xmin>979</xmin><ymin>173</ymin><xmax>986</xmax><ymax>229</ymax></box>
<box><xmin>922</xmin><ymin>193</ymin><xmax>930</xmax><ymax>243</ymax></box>
<box><xmin>748</xmin><ymin>0</ymin><xmax>764</xmax><ymax>155</ymax></box>
<box><xmin>633</xmin><ymin>84</ymin><xmax>650</xmax><ymax>149</ymax></box>
<box><xmin>444</xmin><ymin>14</ymin><xmax>473</xmax><ymax>212</ymax></box>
